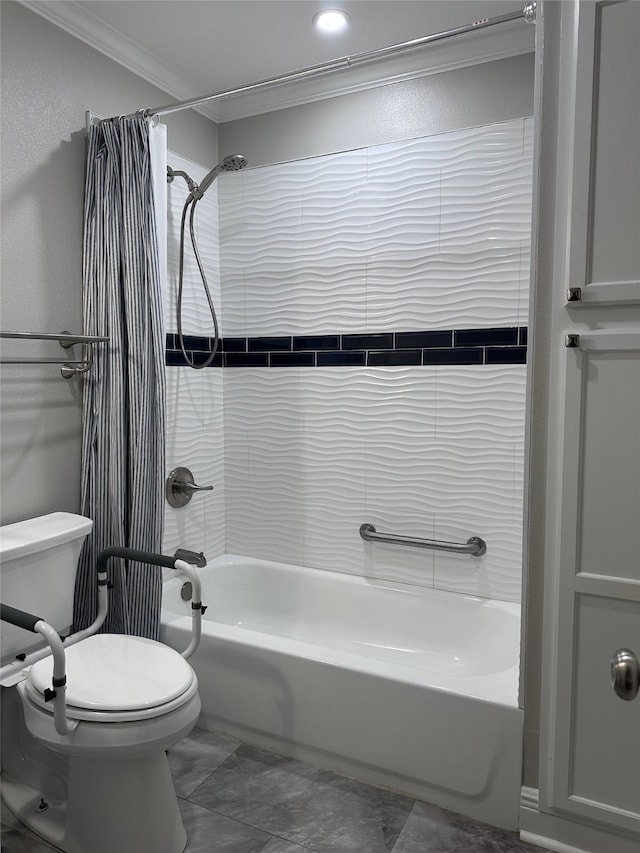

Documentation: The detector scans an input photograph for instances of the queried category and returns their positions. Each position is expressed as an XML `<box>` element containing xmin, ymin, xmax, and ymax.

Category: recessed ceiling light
<box><xmin>313</xmin><ymin>9</ymin><xmax>350</xmax><ymax>33</ymax></box>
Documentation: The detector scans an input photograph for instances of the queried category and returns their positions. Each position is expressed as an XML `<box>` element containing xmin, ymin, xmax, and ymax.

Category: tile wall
<box><xmin>165</xmin><ymin>117</ymin><xmax>533</xmax><ymax>603</ymax></box>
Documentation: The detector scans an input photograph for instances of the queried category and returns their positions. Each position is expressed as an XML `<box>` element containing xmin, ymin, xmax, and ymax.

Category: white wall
<box><xmin>0</xmin><ymin>1</ymin><xmax>218</xmax><ymax>524</ymax></box>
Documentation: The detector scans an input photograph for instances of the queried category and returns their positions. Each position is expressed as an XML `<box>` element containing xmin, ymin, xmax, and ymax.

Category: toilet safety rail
<box><xmin>97</xmin><ymin>546</ymin><xmax>206</xmax><ymax>660</ymax></box>
<box><xmin>359</xmin><ymin>523</ymin><xmax>487</xmax><ymax>557</ymax></box>
<box><xmin>0</xmin><ymin>548</ymin><xmax>206</xmax><ymax>736</ymax></box>
<box><xmin>0</xmin><ymin>602</ymin><xmax>75</xmax><ymax>735</ymax></box>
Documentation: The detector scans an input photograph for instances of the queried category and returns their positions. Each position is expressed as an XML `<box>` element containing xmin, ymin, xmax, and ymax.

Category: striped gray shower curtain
<box><xmin>73</xmin><ymin>117</ymin><xmax>166</xmax><ymax>639</ymax></box>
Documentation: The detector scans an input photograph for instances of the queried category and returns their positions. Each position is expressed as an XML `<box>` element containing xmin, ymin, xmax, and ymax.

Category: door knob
<box><xmin>610</xmin><ymin>649</ymin><xmax>640</xmax><ymax>701</ymax></box>
<box><xmin>166</xmin><ymin>467</ymin><xmax>214</xmax><ymax>508</ymax></box>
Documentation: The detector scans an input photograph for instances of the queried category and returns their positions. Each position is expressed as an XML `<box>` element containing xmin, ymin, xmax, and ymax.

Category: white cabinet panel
<box><xmin>589</xmin><ymin>2</ymin><xmax>640</xmax><ymax>287</ymax></box>
<box><xmin>571</xmin><ymin>595</ymin><xmax>640</xmax><ymax>813</ymax></box>
<box><xmin>566</xmin><ymin>1</ymin><xmax>640</xmax><ymax>306</ymax></box>
<box><xmin>578</xmin><ymin>347</ymin><xmax>640</xmax><ymax>582</ymax></box>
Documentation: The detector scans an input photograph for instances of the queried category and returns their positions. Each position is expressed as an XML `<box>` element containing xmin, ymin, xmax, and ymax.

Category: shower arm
<box><xmin>166</xmin><ymin>167</ymin><xmax>199</xmax><ymax>197</ymax></box>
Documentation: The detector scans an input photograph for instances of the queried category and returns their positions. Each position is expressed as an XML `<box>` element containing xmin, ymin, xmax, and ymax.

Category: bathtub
<box><xmin>160</xmin><ymin>555</ymin><xmax>523</xmax><ymax>830</ymax></box>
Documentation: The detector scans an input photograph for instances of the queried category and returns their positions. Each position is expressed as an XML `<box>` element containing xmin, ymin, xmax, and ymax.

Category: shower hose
<box><xmin>176</xmin><ymin>195</ymin><xmax>219</xmax><ymax>369</ymax></box>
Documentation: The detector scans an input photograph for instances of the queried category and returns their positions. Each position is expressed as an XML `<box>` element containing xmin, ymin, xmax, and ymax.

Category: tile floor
<box><xmin>1</xmin><ymin>727</ymin><xmax>546</xmax><ymax>853</ymax></box>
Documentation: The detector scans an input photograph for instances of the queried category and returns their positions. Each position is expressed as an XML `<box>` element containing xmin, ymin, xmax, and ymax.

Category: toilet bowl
<box><xmin>0</xmin><ymin>513</ymin><xmax>203</xmax><ymax>853</ymax></box>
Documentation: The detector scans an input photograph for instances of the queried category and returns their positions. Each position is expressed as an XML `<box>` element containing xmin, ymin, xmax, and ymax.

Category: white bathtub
<box><xmin>160</xmin><ymin>555</ymin><xmax>523</xmax><ymax>830</ymax></box>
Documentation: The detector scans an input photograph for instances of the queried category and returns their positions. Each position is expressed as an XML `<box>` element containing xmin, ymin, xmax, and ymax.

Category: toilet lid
<box><xmin>28</xmin><ymin>634</ymin><xmax>194</xmax><ymax>712</ymax></box>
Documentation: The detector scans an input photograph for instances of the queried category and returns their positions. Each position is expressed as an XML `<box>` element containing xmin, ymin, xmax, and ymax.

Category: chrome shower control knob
<box><xmin>166</xmin><ymin>467</ymin><xmax>214</xmax><ymax>508</ymax></box>
<box><xmin>611</xmin><ymin>649</ymin><xmax>639</xmax><ymax>701</ymax></box>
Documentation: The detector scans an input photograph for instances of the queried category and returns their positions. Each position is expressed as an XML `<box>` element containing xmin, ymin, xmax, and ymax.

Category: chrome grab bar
<box><xmin>359</xmin><ymin>523</ymin><xmax>487</xmax><ymax>557</ymax></box>
<box><xmin>0</xmin><ymin>331</ymin><xmax>109</xmax><ymax>378</ymax></box>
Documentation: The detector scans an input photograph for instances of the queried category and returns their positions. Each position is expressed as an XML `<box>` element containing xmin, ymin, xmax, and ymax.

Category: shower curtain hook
<box><xmin>523</xmin><ymin>1</ymin><xmax>536</xmax><ymax>24</ymax></box>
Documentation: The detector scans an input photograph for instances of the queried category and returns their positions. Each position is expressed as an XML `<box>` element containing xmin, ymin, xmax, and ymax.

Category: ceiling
<box><xmin>22</xmin><ymin>1</ymin><xmax>535</xmax><ymax>122</ymax></box>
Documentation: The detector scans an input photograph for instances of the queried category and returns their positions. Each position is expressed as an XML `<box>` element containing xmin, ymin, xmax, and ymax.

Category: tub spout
<box><xmin>174</xmin><ymin>548</ymin><xmax>207</xmax><ymax>568</ymax></box>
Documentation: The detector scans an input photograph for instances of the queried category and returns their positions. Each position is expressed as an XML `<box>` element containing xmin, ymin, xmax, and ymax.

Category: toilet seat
<box><xmin>26</xmin><ymin>634</ymin><xmax>197</xmax><ymax>722</ymax></box>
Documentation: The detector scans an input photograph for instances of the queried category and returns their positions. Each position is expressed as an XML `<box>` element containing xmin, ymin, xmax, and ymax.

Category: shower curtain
<box><xmin>73</xmin><ymin>117</ymin><xmax>167</xmax><ymax>639</ymax></box>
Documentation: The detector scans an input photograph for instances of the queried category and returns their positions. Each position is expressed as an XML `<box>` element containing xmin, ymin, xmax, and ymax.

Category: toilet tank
<box><xmin>0</xmin><ymin>513</ymin><xmax>93</xmax><ymax>663</ymax></box>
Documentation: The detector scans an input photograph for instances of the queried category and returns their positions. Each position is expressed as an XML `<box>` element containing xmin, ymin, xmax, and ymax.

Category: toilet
<box><xmin>0</xmin><ymin>512</ymin><xmax>201</xmax><ymax>853</ymax></box>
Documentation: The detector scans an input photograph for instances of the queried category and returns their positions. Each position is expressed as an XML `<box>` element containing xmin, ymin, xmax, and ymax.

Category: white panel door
<box><xmin>548</xmin><ymin>332</ymin><xmax>640</xmax><ymax>832</ymax></box>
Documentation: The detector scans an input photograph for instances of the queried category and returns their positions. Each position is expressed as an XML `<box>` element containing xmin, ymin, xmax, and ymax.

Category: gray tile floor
<box><xmin>1</xmin><ymin>727</ymin><xmax>545</xmax><ymax>853</ymax></box>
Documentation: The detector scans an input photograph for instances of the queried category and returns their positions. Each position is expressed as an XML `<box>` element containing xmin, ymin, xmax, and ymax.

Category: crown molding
<box><xmin>20</xmin><ymin>0</ymin><xmax>534</xmax><ymax>125</ymax></box>
<box><xmin>20</xmin><ymin>0</ymin><xmax>219</xmax><ymax>122</ymax></box>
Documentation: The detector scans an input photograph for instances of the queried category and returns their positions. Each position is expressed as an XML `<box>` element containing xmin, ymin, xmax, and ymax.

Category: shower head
<box><xmin>219</xmin><ymin>154</ymin><xmax>248</xmax><ymax>172</ymax></box>
<box><xmin>190</xmin><ymin>154</ymin><xmax>248</xmax><ymax>201</ymax></box>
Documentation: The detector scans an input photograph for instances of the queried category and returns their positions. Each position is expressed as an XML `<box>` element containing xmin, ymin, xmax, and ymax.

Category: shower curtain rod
<box><xmin>122</xmin><ymin>2</ymin><xmax>535</xmax><ymax>121</ymax></box>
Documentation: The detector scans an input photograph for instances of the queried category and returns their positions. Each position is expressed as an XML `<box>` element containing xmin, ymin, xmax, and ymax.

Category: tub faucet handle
<box><xmin>166</xmin><ymin>466</ymin><xmax>214</xmax><ymax>508</ymax></box>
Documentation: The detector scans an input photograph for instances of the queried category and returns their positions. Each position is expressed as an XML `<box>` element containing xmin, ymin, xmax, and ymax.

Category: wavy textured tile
<box><xmin>168</xmin><ymin>120</ymin><xmax>532</xmax><ymax>603</ymax></box>
<box><xmin>365</xmin><ymin>244</ymin><xmax>525</xmax><ymax>331</ymax></box>
<box><xmin>223</xmin><ymin>368</ymin><xmax>304</xmax><ymax>434</ymax></box>
<box><xmin>303</xmin><ymin>498</ymin><xmax>368</xmax><ymax>577</ymax></box>
<box><xmin>433</xmin><ymin>516</ymin><xmax>524</xmax><ymax>602</ymax></box>
<box><xmin>226</xmin><ymin>488</ymin><xmax>305</xmax><ymax>566</ymax></box>
<box><xmin>439</xmin><ymin>161</ymin><xmax>532</xmax><ymax>249</ymax></box>
<box><xmin>222</xmin><ymin>263</ymin><xmax>367</xmax><ymax>337</ymax></box>
<box><xmin>364</xmin><ymin>441</ymin><xmax>520</xmax><ymax>519</ymax></box>
<box><xmin>434</xmin><ymin>365</ymin><xmax>527</xmax><ymax>443</ymax></box>
<box><xmin>304</xmin><ymin>367</ymin><xmax>437</xmax><ymax>439</ymax></box>
<box><xmin>366</xmin><ymin>119</ymin><xmax>531</xmax><ymax>255</ymax></box>
<box><xmin>523</xmin><ymin>116</ymin><xmax>535</xmax><ymax>160</ymax></box>
<box><xmin>366</xmin><ymin>120</ymin><xmax>528</xmax><ymax>172</ymax></box>
<box><xmin>163</xmin><ymin>350</ymin><xmax>225</xmax><ymax>561</ymax></box>
<box><xmin>361</xmin><ymin>511</ymin><xmax>436</xmax><ymax>589</ymax></box>
<box><xmin>222</xmin><ymin>367</ymin><xmax>525</xmax><ymax>597</ymax></box>
<box><xmin>218</xmin><ymin>118</ymin><xmax>532</xmax><ymax>336</ymax></box>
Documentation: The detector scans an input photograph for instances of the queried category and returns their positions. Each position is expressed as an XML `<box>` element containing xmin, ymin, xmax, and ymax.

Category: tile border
<box><xmin>166</xmin><ymin>327</ymin><xmax>527</xmax><ymax>368</ymax></box>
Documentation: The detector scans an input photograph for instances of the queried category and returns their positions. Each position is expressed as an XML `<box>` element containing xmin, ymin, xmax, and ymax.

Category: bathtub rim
<box><xmin>165</xmin><ymin>552</ymin><xmax>522</xmax><ymax>608</ymax></box>
<box><xmin>161</xmin><ymin>553</ymin><xmax>521</xmax><ymax>709</ymax></box>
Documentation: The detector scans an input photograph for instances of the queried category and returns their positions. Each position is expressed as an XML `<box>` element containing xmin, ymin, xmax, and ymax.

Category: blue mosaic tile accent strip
<box><xmin>270</xmin><ymin>351</ymin><xmax>315</xmax><ymax>367</ymax></box>
<box><xmin>454</xmin><ymin>326</ymin><xmax>518</xmax><ymax>347</ymax></box>
<box><xmin>222</xmin><ymin>337</ymin><xmax>247</xmax><ymax>352</ymax></box>
<box><xmin>422</xmin><ymin>347</ymin><xmax>484</xmax><ymax>365</ymax></box>
<box><xmin>317</xmin><ymin>351</ymin><xmax>366</xmax><ymax>367</ymax></box>
<box><xmin>342</xmin><ymin>333</ymin><xmax>394</xmax><ymax>350</ymax></box>
<box><xmin>294</xmin><ymin>335</ymin><xmax>340</xmax><ymax>351</ymax></box>
<box><xmin>248</xmin><ymin>336</ymin><xmax>292</xmax><ymax>352</ymax></box>
<box><xmin>486</xmin><ymin>345</ymin><xmax>527</xmax><ymax>364</ymax></box>
<box><xmin>165</xmin><ymin>348</ymin><xmax>223</xmax><ymax>367</ymax></box>
<box><xmin>224</xmin><ymin>352</ymin><xmax>269</xmax><ymax>368</ymax></box>
<box><xmin>166</xmin><ymin>327</ymin><xmax>528</xmax><ymax>368</ymax></box>
<box><xmin>368</xmin><ymin>350</ymin><xmax>422</xmax><ymax>367</ymax></box>
<box><xmin>395</xmin><ymin>330</ymin><xmax>453</xmax><ymax>349</ymax></box>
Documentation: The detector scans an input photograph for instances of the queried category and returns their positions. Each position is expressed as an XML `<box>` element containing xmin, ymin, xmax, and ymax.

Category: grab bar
<box><xmin>359</xmin><ymin>523</ymin><xmax>487</xmax><ymax>557</ymax></box>
<box><xmin>0</xmin><ymin>331</ymin><xmax>109</xmax><ymax>378</ymax></box>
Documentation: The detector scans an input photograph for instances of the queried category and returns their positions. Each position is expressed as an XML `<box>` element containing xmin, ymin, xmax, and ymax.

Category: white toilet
<box><xmin>0</xmin><ymin>512</ymin><xmax>201</xmax><ymax>853</ymax></box>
